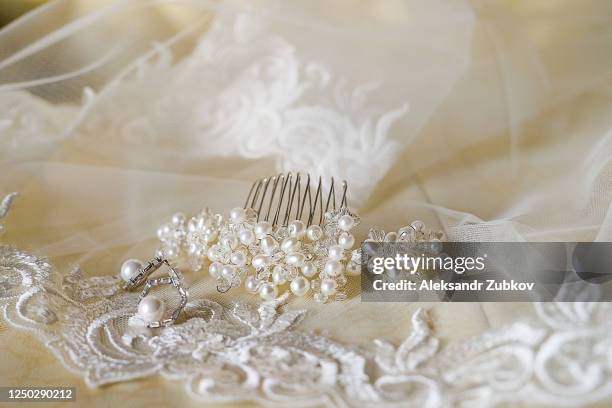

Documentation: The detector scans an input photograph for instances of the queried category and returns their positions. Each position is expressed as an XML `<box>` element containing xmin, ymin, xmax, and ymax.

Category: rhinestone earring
<box><xmin>121</xmin><ymin>256</ymin><xmax>188</xmax><ymax>328</ymax></box>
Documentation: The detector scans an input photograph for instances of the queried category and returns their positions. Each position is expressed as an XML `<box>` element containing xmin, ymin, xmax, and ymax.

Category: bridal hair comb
<box><xmin>120</xmin><ymin>257</ymin><xmax>188</xmax><ymax>328</ymax></box>
<box><xmin>156</xmin><ymin>173</ymin><xmax>361</xmax><ymax>303</ymax></box>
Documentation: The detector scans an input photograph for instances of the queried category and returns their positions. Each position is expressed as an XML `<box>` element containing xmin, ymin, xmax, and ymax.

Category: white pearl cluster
<box><xmin>204</xmin><ymin>207</ymin><xmax>259</xmax><ymax>292</ymax></box>
<box><xmin>208</xmin><ymin>207</ymin><xmax>360</xmax><ymax>303</ymax></box>
<box><xmin>153</xmin><ymin>205</ymin><xmax>361</xmax><ymax>304</ymax></box>
<box><xmin>156</xmin><ymin>208</ymin><xmax>223</xmax><ymax>271</ymax></box>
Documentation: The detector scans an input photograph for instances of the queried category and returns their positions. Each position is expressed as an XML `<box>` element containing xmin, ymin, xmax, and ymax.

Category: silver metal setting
<box><xmin>123</xmin><ymin>256</ymin><xmax>164</xmax><ymax>291</ymax></box>
<box><xmin>244</xmin><ymin>172</ymin><xmax>349</xmax><ymax>227</ymax></box>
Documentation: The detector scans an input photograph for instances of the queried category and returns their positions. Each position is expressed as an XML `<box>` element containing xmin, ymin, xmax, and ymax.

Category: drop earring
<box><xmin>121</xmin><ymin>256</ymin><xmax>188</xmax><ymax>328</ymax></box>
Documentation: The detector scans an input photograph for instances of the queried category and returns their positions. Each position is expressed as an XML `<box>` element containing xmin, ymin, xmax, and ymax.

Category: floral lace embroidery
<box><xmin>1</xmin><ymin>193</ymin><xmax>612</xmax><ymax>407</ymax></box>
<box><xmin>71</xmin><ymin>12</ymin><xmax>409</xmax><ymax>203</ymax></box>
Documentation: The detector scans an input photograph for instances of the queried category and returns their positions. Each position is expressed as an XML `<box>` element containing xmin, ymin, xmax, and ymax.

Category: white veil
<box><xmin>0</xmin><ymin>0</ymin><xmax>476</xmax><ymax>255</ymax></box>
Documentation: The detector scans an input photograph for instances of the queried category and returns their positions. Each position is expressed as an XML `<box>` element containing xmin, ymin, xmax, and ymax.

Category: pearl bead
<box><xmin>138</xmin><ymin>295</ymin><xmax>165</xmax><ymax>323</ymax></box>
<box><xmin>221</xmin><ymin>264</ymin><xmax>235</xmax><ymax>280</ymax></box>
<box><xmin>188</xmin><ymin>243</ymin><xmax>198</xmax><ymax>255</ymax></box>
<box><xmin>207</xmin><ymin>247</ymin><xmax>217</xmax><ymax>262</ymax></box>
<box><xmin>288</xmin><ymin>220</ymin><xmax>306</xmax><ymax>238</ymax></box>
<box><xmin>301</xmin><ymin>261</ymin><xmax>318</xmax><ymax>278</ymax></box>
<box><xmin>338</xmin><ymin>215</ymin><xmax>355</xmax><ymax>231</ymax></box>
<box><xmin>338</xmin><ymin>232</ymin><xmax>355</xmax><ymax>249</ymax></box>
<box><xmin>286</xmin><ymin>253</ymin><xmax>306</xmax><ymax>267</ymax></box>
<box><xmin>120</xmin><ymin>259</ymin><xmax>143</xmax><ymax>282</ymax></box>
<box><xmin>281</xmin><ymin>237</ymin><xmax>301</xmax><ymax>253</ymax></box>
<box><xmin>272</xmin><ymin>265</ymin><xmax>286</xmax><ymax>285</ymax></box>
<box><xmin>230</xmin><ymin>207</ymin><xmax>247</xmax><ymax>223</ymax></box>
<box><xmin>252</xmin><ymin>254</ymin><xmax>268</xmax><ymax>270</ymax></box>
<box><xmin>245</xmin><ymin>276</ymin><xmax>259</xmax><ymax>293</ymax></box>
<box><xmin>320</xmin><ymin>279</ymin><xmax>337</xmax><ymax>296</ymax></box>
<box><xmin>165</xmin><ymin>245</ymin><xmax>179</xmax><ymax>259</ymax></box>
<box><xmin>204</xmin><ymin>230</ymin><xmax>218</xmax><ymax>242</ymax></box>
<box><xmin>324</xmin><ymin>260</ymin><xmax>344</xmax><ymax>277</ymax></box>
<box><xmin>261</xmin><ymin>236</ymin><xmax>279</xmax><ymax>254</ymax></box>
<box><xmin>290</xmin><ymin>277</ymin><xmax>310</xmax><ymax>297</ymax></box>
<box><xmin>254</xmin><ymin>221</ymin><xmax>272</xmax><ymax>239</ymax></box>
<box><xmin>384</xmin><ymin>231</ymin><xmax>398</xmax><ymax>242</ymax></box>
<box><xmin>328</xmin><ymin>245</ymin><xmax>344</xmax><ymax>260</ymax></box>
<box><xmin>239</xmin><ymin>229</ymin><xmax>255</xmax><ymax>245</ymax></box>
<box><xmin>158</xmin><ymin>224</ymin><xmax>172</xmax><ymax>238</ymax></box>
<box><xmin>171</xmin><ymin>212</ymin><xmax>186</xmax><ymax>225</ymax></box>
<box><xmin>221</xmin><ymin>235</ymin><xmax>239</xmax><ymax>250</ymax></box>
<box><xmin>346</xmin><ymin>262</ymin><xmax>361</xmax><ymax>276</ymax></box>
<box><xmin>306</xmin><ymin>225</ymin><xmax>323</xmax><ymax>241</ymax></box>
<box><xmin>259</xmin><ymin>282</ymin><xmax>278</xmax><ymax>301</ymax></box>
<box><xmin>188</xmin><ymin>220</ymin><xmax>197</xmax><ymax>232</ymax></box>
<box><xmin>209</xmin><ymin>262</ymin><xmax>222</xmax><ymax>279</ymax></box>
<box><xmin>230</xmin><ymin>251</ymin><xmax>247</xmax><ymax>267</ymax></box>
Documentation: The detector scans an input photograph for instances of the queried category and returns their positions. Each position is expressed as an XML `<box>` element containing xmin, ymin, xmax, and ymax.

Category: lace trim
<box><xmin>1</xmin><ymin>192</ymin><xmax>611</xmax><ymax>407</ymax></box>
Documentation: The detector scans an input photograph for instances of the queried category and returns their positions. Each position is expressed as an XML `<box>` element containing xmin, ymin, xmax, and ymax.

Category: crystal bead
<box><xmin>287</xmin><ymin>267</ymin><xmax>299</xmax><ymax>280</ymax></box>
<box><xmin>231</xmin><ymin>275</ymin><xmax>242</xmax><ymax>287</ymax></box>
<box><xmin>257</xmin><ymin>269</ymin><xmax>271</xmax><ymax>280</ymax></box>
<box><xmin>217</xmin><ymin>280</ymin><xmax>231</xmax><ymax>293</ymax></box>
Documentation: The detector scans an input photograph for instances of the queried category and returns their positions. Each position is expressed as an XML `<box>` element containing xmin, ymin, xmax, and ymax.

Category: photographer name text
<box><xmin>373</xmin><ymin>279</ymin><xmax>535</xmax><ymax>291</ymax></box>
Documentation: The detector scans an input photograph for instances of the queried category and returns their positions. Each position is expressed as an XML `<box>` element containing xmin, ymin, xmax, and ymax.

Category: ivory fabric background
<box><xmin>1</xmin><ymin>0</ymin><xmax>612</xmax><ymax>407</ymax></box>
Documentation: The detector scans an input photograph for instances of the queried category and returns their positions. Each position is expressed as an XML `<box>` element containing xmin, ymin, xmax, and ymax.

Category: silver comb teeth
<box><xmin>244</xmin><ymin>172</ymin><xmax>348</xmax><ymax>227</ymax></box>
